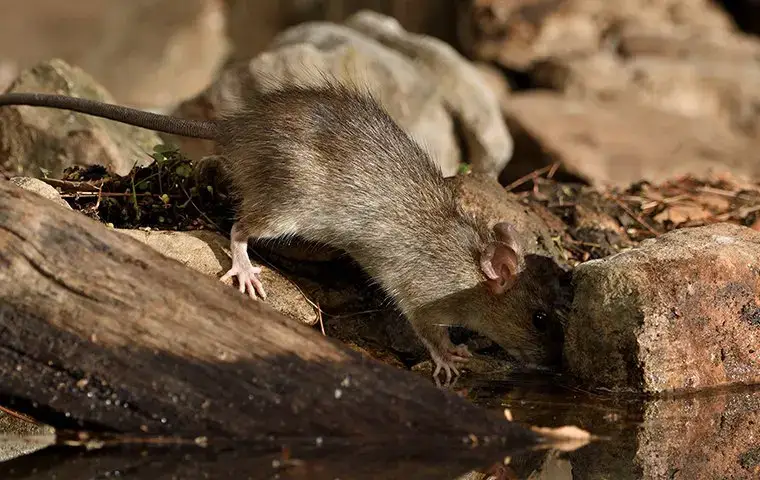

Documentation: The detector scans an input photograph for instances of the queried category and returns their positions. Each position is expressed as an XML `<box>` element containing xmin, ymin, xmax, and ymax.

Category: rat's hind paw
<box><xmin>220</xmin><ymin>263</ymin><xmax>267</xmax><ymax>300</ymax></box>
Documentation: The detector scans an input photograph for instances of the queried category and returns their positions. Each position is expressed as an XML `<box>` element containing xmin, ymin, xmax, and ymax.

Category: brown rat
<box><xmin>0</xmin><ymin>84</ymin><xmax>563</xmax><ymax>383</ymax></box>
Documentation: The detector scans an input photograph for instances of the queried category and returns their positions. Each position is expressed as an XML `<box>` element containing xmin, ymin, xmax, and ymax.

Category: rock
<box><xmin>0</xmin><ymin>0</ymin><xmax>229</xmax><ymax>110</ymax></box>
<box><xmin>565</xmin><ymin>223</ymin><xmax>760</xmax><ymax>393</ymax></box>
<box><xmin>0</xmin><ymin>59</ymin><xmax>161</xmax><ymax>178</ymax></box>
<box><xmin>171</xmin><ymin>11</ymin><xmax>512</xmax><ymax>178</ymax></box>
<box><xmin>9</xmin><ymin>176</ymin><xmax>71</xmax><ymax>210</ymax></box>
<box><xmin>500</xmin><ymin>91</ymin><xmax>760</xmax><ymax>188</ymax></box>
<box><xmin>531</xmin><ymin>32</ymin><xmax>760</xmax><ymax>136</ymax></box>
<box><xmin>172</xmin><ymin>21</ymin><xmax>459</xmax><ymax>176</ymax></box>
<box><xmin>457</xmin><ymin>0</ymin><xmax>736</xmax><ymax>70</ymax></box>
<box><xmin>0</xmin><ymin>410</ymin><xmax>55</xmax><ymax>462</ymax></box>
<box><xmin>117</xmin><ymin>228</ymin><xmax>318</xmax><ymax>326</ymax></box>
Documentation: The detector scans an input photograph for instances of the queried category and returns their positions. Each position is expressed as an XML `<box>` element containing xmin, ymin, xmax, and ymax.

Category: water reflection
<box><xmin>1</xmin><ymin>372</ymin><xmax>759</xmax><ymax>479</ymax></box>
<box><xmin>456</xmin><ymin>372</ymin><xmax>760</xmax><ymax>479</ymax></box>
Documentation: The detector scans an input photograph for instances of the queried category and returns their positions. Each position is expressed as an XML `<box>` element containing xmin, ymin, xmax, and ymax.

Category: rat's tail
<box><xmin>0</xmin><ymin>92</ymin><xmax>218</xmax><ymax>140</ymax></box>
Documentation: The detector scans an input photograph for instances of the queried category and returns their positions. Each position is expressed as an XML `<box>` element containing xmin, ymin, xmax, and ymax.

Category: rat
<box><xmin>0</xmin><ymin>84</ymin><xmax>562</xmax><ymax>384</ymax></box>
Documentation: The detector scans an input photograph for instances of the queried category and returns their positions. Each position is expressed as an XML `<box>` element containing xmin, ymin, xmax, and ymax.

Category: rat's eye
<box><xmin>532</xmin><ymin>311</ymin><xmax>549</xmax><ymax>332</ymax></box>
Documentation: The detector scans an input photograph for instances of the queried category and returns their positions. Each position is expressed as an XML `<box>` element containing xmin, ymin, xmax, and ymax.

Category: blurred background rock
<box><xmin>0</xmin><ymin>0</ymin><xmax>460</xmax><ymax>109</ymax></box>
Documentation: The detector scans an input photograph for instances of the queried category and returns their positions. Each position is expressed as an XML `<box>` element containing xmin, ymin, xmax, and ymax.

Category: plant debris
<box><xmin>509</xmin><ymin>169</ymin><xmax>760</xmax><ymax>265</ymax></box>
<box><xmin>49</xmin><ymin>144</ymin><xmax>233</xmax><ymax>232</ymax></box>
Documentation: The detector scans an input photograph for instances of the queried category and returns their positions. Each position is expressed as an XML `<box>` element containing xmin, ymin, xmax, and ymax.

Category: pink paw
<box><xmin>430</xmin><ymin>344</ymin><xmax>472</xmax><ymax>387</ymax></box>
<box><xmin>220</xmin><ymin>263</ymin><xmax>267</xmax><ymax>300</ymax></box>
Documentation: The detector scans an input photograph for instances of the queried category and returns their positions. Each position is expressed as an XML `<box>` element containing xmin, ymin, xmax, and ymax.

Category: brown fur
<box><xmin>0</xmin><ymin>82</ymin><xmax>566</xmax><ymax>371</ymax></box>
<box><xmin>215</xmin><ymin>82</ymin><xmax>559</xmax><ymax>366</ymax></box>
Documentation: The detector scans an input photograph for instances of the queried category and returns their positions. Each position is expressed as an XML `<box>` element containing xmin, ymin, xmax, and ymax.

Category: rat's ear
<box><xmin>480</xmin><ymin>222</ymin><xmax>521</xmax><ymax>295</ymax></box>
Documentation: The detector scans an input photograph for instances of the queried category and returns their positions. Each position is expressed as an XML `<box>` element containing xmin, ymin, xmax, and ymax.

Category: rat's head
<box><xmin>417</xmin><ymin>220</ymin><xmax>570</xmax><ymax>368</ymax></box>
<box><xmin>475</xmin><ymin>251</ymin><xmax>570</xmax><ymax>368</ymax></box>
<box><xmin>416</xmin><ymin>222</ymin><xmax>570</xmax><ymax>367</ymax></box>
<box><xmin>474</xmin><ymin>222</ymin><xmax>569</xmax><ymax>367</ymax></box>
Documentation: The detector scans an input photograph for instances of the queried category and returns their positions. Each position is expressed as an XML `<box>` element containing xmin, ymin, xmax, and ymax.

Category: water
<box><xmin>0</xmin><ymin>373</ymin><xmax>758</xmax><ymax>479</ymax></box>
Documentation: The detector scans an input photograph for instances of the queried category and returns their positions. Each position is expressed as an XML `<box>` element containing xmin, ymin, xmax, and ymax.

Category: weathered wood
<box><xmin>0</xmin><ymin>180</ymin><xmax>538</xmax><ymax>444</ymax></box>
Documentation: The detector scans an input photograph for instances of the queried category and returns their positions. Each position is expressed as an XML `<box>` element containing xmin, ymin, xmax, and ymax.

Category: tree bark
<box><xmin>0</xmin><ymin>179</ymin><xmax>538</xmax><ymax>445</ymax></box>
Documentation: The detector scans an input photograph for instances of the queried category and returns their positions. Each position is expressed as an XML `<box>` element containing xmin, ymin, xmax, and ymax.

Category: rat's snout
<box><xmin>532</xmin><ymin>309</ymin><xmax>566</xmax><ymax>348</ymax></box>
<box><xmin>495</xmin><ymin>313</ymin><xmax>565</xmax><ymax>368</ymax></box>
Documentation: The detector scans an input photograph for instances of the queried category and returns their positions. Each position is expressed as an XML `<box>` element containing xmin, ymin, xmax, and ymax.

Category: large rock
<box><xmin>117</xmin><ymin>228</ymin><xmax>319</xmax><ymax>326</ymax></box>
<box><xmin>500</xmin><ymin>91</ymin><xmax>760</xmax><ymax>188</ymax></box>
<box><xmin>171</xmin><ymin>11</ymin><xmax>513</xmax><ymax>178</ymax></box>
<box><xmin>346</xmin><ymin>10</ymin><xmax>512</xmax><ymax>177</ymax></box>
<box><xmin>457</xmin><ymin>0</ymin><xmax>737</xmax><ymax>70</ymax></box>
<box><xmin>0</xmin><ymin>0</ymin><xmax>229</xmax><ymax>110</ymax></box>
<box><xmin>0</xmin><ymin>59</ymin><xmax>161</xmax><ymax>178</ymax></box>
<box><xmin>531</xmin><ymin>29</ymin><xmax>760</xmax><ymax>136</ymax></box>
<box><xmin>565</xmin><ymin>223</ymin><xmax>760</xmax><ymax>393</ymax></box>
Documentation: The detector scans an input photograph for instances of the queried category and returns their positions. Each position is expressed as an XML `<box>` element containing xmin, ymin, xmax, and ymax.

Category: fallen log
<box><xmin>0</xmin><ymin>180</ymin><xmax>537</xmax><ymax>444</ymax></box>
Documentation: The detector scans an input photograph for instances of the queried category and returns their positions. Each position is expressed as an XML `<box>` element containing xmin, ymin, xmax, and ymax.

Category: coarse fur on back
<box><xmin>215</xmin><ymin>81</ymin><xmax>495</xmax><ymax>313</ymax></box>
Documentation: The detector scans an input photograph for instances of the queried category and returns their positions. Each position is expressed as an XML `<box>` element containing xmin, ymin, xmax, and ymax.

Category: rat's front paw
<box><xmin>430</xmin><ymin>345</ymin><xmax>472</xmax><ymax>387</ymax></box>
<box><xmin>220</xmin><ymin>263</ymin><xmax>267</xmax><ymax>300</ymax></box>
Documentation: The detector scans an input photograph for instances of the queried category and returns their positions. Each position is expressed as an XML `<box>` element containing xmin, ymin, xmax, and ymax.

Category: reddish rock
<box><xmin>565</xmin><ymin>222</ymin><xmax>760</xmax><ymax>393</ymax></box>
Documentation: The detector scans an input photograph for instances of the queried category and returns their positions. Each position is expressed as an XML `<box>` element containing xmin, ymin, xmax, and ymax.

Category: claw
<box><xmin>430</xmin><ymin>345</ymin><xmax>471</xmax><ymax>388</ymax></box>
